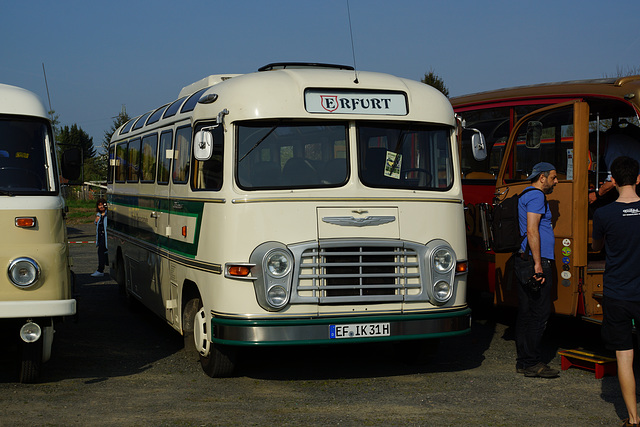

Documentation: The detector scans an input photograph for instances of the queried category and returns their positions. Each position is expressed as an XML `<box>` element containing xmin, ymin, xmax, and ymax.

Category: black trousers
<box><xmin>514</xmin><ymin>255</ymin><xmax>553</xmax><ymax>368</ymax></box>
<box><xmin>97</xmin><ymin>235</ymin><xmax>107</xmax><ymax>273</ymax></box>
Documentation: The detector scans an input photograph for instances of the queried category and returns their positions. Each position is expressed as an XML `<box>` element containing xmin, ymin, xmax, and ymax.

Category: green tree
<box><xmin>57</xmin><ymin>124</ymin><xmax>101</xmax><ymax>181</ymax></box>
<box><xmin>93</xmin><ymin>106</ymin><xmax>130</xmax><ymax>182</ymax></box>
<box><xmin>58</xmin><ymin>124</ymin><xmax>95</xmax><ymax>159</ymax></box>
<box><xmin>103</xmin><ymin>106</ymin><xmax>130</xmax><ymax>155</ymax></box>
<box><xmin>421</xmin><ymin>68</ymin><xmax>450</xmax><ymax>97</ymax></box>
<box><xmin>611</xmin><ymin>65</ymin><xmax>640</xmax><ymax>77</ymax></box>
<box><xmin>48</xmin><ymin>109</ymin><xmax>60</xmax><ymax>135</ymax></box>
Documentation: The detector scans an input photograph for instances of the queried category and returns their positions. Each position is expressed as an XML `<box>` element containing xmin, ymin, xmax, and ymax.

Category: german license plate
<box><xmin>329</xmin><ymin>323</ymin><xmax>390</xmax><ymax>339</ymax></box>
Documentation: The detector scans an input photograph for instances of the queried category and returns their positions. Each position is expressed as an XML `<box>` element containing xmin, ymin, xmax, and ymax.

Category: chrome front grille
<box><xmin>290</xmin><ymin>241</ymin><xmax>424</xmax><ymax>304</ymax></box>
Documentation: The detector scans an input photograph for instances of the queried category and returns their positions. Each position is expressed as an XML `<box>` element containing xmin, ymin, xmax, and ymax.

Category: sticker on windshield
<box><xmin>384</xmin><ymin>151</ymin><xmax>402</xmax><ymax>179</ymax></box>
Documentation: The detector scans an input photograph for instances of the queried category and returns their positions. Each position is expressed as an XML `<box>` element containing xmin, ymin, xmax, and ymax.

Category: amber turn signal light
<box><xmin>15</xmin><ymin>217</ymin><xmax>36</xmax><ymax>228</ymax></box>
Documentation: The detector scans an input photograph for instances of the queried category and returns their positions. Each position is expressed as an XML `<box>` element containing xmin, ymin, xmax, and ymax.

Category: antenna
<box><xmin>42</xmin><ymin>63</ymin><xmax>53</xmax><ymax>118</ymax></box>
<box><xmin>346</xmin><ymin>0</ymin><xmax>359</xmax><ymax>84</ymax></box>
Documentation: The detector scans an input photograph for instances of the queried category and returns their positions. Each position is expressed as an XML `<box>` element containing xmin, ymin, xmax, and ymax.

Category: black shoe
<box><xmin>516</xmin><ymin>364</ymin><xmax>525</xmax><ymax>374</ymax></box>
<box><xmin>524</xmin><ymin>362</ymin><xmax>559</xmax><ymax>378</ymax></box>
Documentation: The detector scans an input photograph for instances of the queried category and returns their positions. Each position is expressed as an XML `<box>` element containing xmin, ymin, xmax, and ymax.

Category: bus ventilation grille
<box><xmin>295</xmin><ymin>243</ymin><xmax>422</xmax><ymax>304</ymax></box>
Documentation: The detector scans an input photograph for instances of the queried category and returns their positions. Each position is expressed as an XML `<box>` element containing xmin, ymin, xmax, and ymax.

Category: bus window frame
<box><xmin>191</xmin><ymin>121</ymin><xmax>224</xmax><ymax>192</ymax></box>
<box><xmin>172</xmin><ymin>125</ymin><xmax>192</xmax><ymax>185</ymax></box>
<box><xmin>108</xmin><ymin>144</ymin><xmax>115</xmax><ymax>184</ymax></box>
<box><xmin>157</xmin><ymin>130</ymin><xmax>173</xmax><ymax>185</ymax></box>
<box><xmin>115</xmin><ymin>141</ymin><xmax>127</xmax><ymax>183</ymax></box>
<box><xmin>127</xmin><ymin>137</ymin><xmax>141</xmax><ymax>183</ymax></box>
<box><xmin>140</xmin><ymin>133</ymin><xmax>158</xmax><ymax>184</ymax></box>
<box><xmin>496</xmin><ymin>100</ymin><xmax>581</xmax><ymax>186</ymax></box>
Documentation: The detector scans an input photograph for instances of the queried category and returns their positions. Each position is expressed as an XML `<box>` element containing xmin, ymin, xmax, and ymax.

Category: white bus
<box><xmin>0</xmin><ymin>83</ymin><xmax>78</xmax><ymax>382</ymax></box>
<box><xmin>107</xmin><ymin>63</ymin><xmax>470</xmax><ymax>377</ymax></box>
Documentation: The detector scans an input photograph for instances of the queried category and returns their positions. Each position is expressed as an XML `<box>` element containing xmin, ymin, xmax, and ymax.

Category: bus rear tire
<box><xmin>182</xmin><ymin>296</ymin><xmax>236</xmax><ymax>378</ymax></box>
<box><xmin>18</xmin><ymin>338</ymin><xmax>43</xmax><ymax>383</ymax></box>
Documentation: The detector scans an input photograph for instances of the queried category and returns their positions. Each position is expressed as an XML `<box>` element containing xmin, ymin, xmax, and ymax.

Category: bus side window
<box><xmin>108</xmin><ymin>144</ymin><xmax>115</xmax><ymax>184</ymax></box>
<box><xmin>157</xmin><ymin>130</ymin><xmax>173</xmax><ymax>185</ymax></box>
<box><xmin>173</xmin><ymin>126</ymin><xmax>192</xmax><ymax>184</ymax></box>
<box><xmin>127</xmin><ymin>138</ymin><xmax>141</xmax><ymax>183</ymax></box>
<box><xmin>115</xmin><ymin>141</ymin><xmax>127</xmax><ymax>183</ymax></box>
<box><xmin>505</xmin><ymin>107</ymin><xmax>574</xmax><ymax>180</ymax></box>
<box><xmin>192</xmin><ymin>124</ymin><xmax>223</xmax><ymax>191</ymax></box>
<box><xmin>141</xmin><ymin>134</ymin><xmax>158</xmax><ymax>183</ymax></box>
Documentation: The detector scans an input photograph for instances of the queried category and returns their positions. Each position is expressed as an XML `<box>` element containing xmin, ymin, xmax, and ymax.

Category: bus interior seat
<box><xmin>281</xmin><ymin>158</ymin><xmax>318</xmax><ymax>185</ymax></box>
<box><xmin>250</xmin><ymin>161</ymin><xmax>281</xmax><ymax>187</ymax></box>
<box><xmin>321</xmin><ymin>158</ymin><xmax>347</xmax><ymax>184</ymax></box>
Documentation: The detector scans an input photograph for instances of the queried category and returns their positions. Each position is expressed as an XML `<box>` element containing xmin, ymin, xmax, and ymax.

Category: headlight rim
<box><xmin>267</xmin><ymin>284</ymin><xmax>288</xmax><ymax>308</ymax></box>
<box><xmin>265</xmin><ymin>249</ymin><xmax>293</xmax><ymax>279</ymax></box>
<box><xmin>432</xmin><ymin>246</ymin><xmax>455</xmax><ymax>274</ymax></box>
<box><xmin>8</xmin><ymin>257</ymin><xmax>40</xmax><ymax>289</ymax></box>
<box><xmin>432</xmin><ymin>280</ymin><xmax>453</xmax><ymax>303</ymax></box>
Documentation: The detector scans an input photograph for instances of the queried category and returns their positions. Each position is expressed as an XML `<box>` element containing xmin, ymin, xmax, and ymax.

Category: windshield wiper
<box><xmin>0</xmin><ymin>188</ymin><xmax>15</xmax><ymax>196</ymax></box>
<box><xmin>238</xmin><ymin>123</ymin><xmax>280</xmax><ymax>163</ymax></box>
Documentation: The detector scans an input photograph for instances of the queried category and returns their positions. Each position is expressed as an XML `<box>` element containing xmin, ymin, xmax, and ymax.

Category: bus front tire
<box><xmin>18</xmin><ymin>338</ymin><xmax>43</xmax><ymax>383</ymax></box>
<box><xmin>182</xmin><ymin>297</ymin><xmax>236</xmax><ymax>378</ymax></box>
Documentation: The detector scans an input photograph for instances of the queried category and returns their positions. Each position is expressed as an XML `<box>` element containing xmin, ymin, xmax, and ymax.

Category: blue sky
<box><xmin>2</xmin><ymin>0</ymin><xmax>639</xmax><ymax>151</ymax></box>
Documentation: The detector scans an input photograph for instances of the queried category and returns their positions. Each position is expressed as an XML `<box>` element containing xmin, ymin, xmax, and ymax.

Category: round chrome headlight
<box><xmin>267</xmin><ymin>285</ymin><xmax>288</xmax><ymax>307</ymax></box>
<box><xmin>433</xmin><ymin>248</ymin><xmax>454</xmax><ymax>273</ymax></box>
<box><xmin>266</xmin><ymin>251</ymin><xmax>291</xmax><ymax>278</ymax></box>
<box><xmin>8</xmin><ymin>257</ymin><xmax>40</xmax><ymax>288</ymax></box>
<box><xmin>433</xmin><ymin>281</ymin><xmax>452</xmax><ymax>303</ymax></box>
<box><xmin>20</xmin><ymin>322</ymin><xmax>42</xmax><ymax>343</ymax></box>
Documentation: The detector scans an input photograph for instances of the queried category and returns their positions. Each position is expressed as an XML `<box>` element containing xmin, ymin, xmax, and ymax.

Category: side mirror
<box><xmin>526</xmin><ymin>121</ymin><xmax>543</xmax><ymax>149</ymax></box>
<box><xmin>61</xmin><ymin>148</ymin><xmax>82</xmax><ymax>181</ymax></box>
<box><xmin>194</xmin><ymin>129</ymin><xmax>213</xmax><ymax>161</ymax></box>
<box><xmin>470</xmin><ymin>129</ymin><xmax>487</xmax><ymax>161</ymax></box>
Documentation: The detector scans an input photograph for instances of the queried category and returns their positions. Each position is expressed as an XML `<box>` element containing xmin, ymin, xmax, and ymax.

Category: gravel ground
<box><xmin>0</xmin><ymin>224</ymin><xmax>630</xmax><ymax>426</ymax></box>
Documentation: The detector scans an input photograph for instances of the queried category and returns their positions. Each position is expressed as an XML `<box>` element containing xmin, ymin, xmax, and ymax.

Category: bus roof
<box><xmin>114</xmin><ymin>65</ymin><xmax>454</xmax><ymax>139</ymax></box>
<box><xmin>0</xmin><ymin>84</ymin><xmax>49</xmax><ymax>119</ymax></box>
<box><xmin>178</xmin><ymin>74</ymin><xmax>242</xmax><ymax>98</ymax></box>
<box><xmin>451</xmin><ymin>75</ymin><xmax>640</xmax><ymax>109</ymax></box>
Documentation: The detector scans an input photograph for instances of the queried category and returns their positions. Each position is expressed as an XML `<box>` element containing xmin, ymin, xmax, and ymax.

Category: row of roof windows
<box><xmin>118</xmin><ymin>86</ymin><xmax>212</xmax><ymax>136</ymax></box>
<box><xmin>117</xmin><ymin>63</ymin><xmax>357</xmax><ymax>137</ymax></box>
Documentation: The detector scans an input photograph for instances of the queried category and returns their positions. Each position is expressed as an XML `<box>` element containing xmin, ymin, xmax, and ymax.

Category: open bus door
<box><xmin>493</xmin><ymin>100</ymin><xmax>590</xmax><ymax>317</ymax></box>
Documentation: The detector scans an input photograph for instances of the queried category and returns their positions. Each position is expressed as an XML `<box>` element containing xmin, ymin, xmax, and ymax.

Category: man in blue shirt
<box><xmin>593</xmin><ymin>156</ymin><xmax>640</xmax><ymax>427</ymax></box>
<box><xmin>514</xmin><ymin>162</ymin><xmax>559</xmax><ymax>378</ymax></box>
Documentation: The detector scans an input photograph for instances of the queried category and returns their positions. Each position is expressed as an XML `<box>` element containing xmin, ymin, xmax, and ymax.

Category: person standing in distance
<box><xmin>515</xmin><ymin>162</ymin><xmax>559</xmax><ymax>378</ymax></box>
<box><xmin>592</xmin><ymin>156</ymin><xmax>640</xmax><ymax>427</ymax></box>
<box><xmin>91</xmin><ymin>198</ymin><xmax>108</xmax><ymax>277</ymax></box>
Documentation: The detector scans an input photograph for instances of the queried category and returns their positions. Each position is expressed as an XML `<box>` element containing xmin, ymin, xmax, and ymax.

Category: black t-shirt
<box><xmin>593</xmin><ymin>200</ymin><xmax>640</xmax><ymax>300</ymax></box>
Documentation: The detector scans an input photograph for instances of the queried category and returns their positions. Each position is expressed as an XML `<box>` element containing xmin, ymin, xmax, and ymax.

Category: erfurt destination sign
<box><xmin>305</xmin><ymin>90</ymin><xmax>407</xmax><ymax>115</ymax></box>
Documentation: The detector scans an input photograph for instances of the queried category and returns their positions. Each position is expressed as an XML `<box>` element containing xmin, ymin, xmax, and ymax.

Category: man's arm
<box><xmin>527</xmin><ymin>211</ymin><xmax>545</xmax><ymax>284</ymax></box>
<box><xmin>589</xmin><ymin>181</ymin><xmax>614</xmax><ymax>204</ymax></box>
<box><xmin>592</xmin><ymin>238</ymin><xmax>604</xmax><ymax>252</ymax></box>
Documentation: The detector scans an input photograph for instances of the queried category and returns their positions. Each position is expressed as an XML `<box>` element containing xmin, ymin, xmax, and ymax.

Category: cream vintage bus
<box><xmin>107</xmin><ymin>63</ymin><xmax>470</xmax><ymax>377</ymax></box>
<box><xmin>0</xmin><ymin>83</ymin><xmax>77</xmax><ymax>382</ymax></box>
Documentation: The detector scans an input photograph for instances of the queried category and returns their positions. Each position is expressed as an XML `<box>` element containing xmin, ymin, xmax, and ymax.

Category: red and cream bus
<box><xmin>452</xmin><ymin>75</ymin><xmax>640</xmax><ymax>321</ymax></box>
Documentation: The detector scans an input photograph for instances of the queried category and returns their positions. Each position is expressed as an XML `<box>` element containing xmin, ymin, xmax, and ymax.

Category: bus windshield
<box><xmin>358</xmin><ymin>123</ymin><xmax>453</xmax><ymax>190</ymax></box>
<box><xmin>236</xmin><ymin>121</ymin><xmax>453</xmax><ymax>191</ymax></box>
<box><xmin>237</xmin><ymin>121</ymin><xmax>348</xmax><ymax>189</ymax></box>
<box><xmin>0</xmin><ymin>117</ymin><xmax>53</xmax><ymax>194</ymax></box>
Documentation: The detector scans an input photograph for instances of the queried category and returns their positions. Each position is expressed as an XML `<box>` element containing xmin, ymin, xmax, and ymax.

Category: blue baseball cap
<box><xmin>528</xmin><ymin>162</ymin><xmax>556</xmax><ymax>180</ymax></box>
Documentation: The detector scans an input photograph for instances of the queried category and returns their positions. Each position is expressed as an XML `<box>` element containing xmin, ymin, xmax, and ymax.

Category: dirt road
<box><xmin>0</xmin><ymin>224</ymin><xmax>627</xmax><ymax>425</ymax></box>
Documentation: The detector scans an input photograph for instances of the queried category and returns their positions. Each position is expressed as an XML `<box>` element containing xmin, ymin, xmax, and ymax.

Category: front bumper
<box><xmin>211</xmin><ymin>307</ymin><xmax>471</xmax><ymax>346</ymax></box>
<box><xmin>0</xmin><ymin>299</ymin><xmax>76</xmax><ymax>318</ymax></box>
